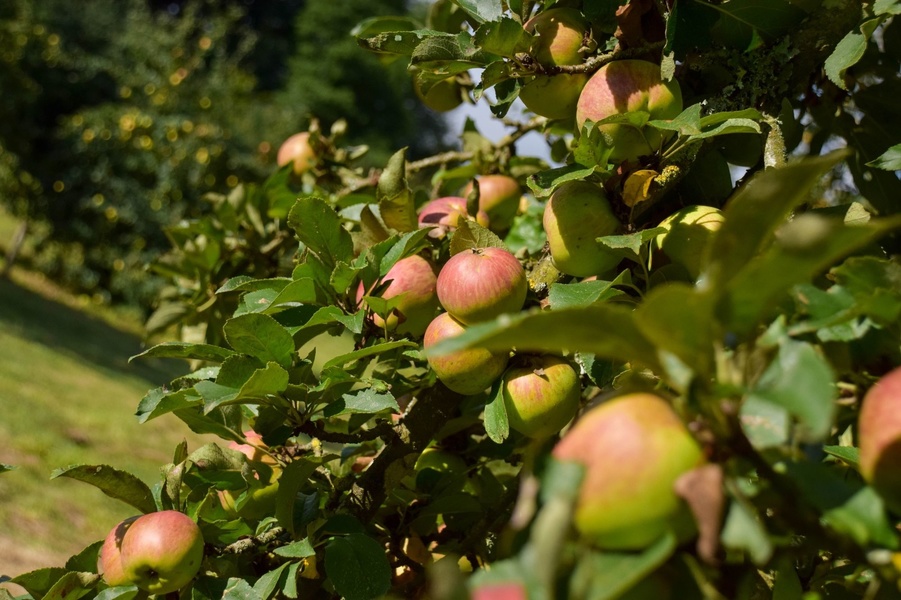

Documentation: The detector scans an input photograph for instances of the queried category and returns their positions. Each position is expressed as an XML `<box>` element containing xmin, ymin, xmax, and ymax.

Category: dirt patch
<box><xmin>0</xmin><ymin>532</ymin><xmax>69</xmax><ymax>583</ymax></box>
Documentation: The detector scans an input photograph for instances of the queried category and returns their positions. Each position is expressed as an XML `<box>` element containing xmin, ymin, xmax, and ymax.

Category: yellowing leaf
<box><xmin>623</xmin><ymin>170</ymin><xmax>658</xmax><ymax>207</ymax></box>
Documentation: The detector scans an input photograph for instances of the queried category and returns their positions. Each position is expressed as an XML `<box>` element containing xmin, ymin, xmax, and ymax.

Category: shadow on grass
<box><xmin>0</xmin><ymin>277</ymin><xmax>183</xmax><ymax>386</ymax></box>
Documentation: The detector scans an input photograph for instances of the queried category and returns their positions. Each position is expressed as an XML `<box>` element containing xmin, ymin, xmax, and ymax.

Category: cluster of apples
<box><xmin>98</xmin><ymin>510</ymin><xmax>204</xmax><ymax>594</ymax></box>
<box><xmin>520</xmin><ymin>8</ymin><xmax>683</xmax><ymax>163</ymax></box>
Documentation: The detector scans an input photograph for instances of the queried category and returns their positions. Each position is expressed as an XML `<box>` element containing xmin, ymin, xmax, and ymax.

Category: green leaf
<box><xmin>0</xmin><ymin>463</ymin><xmax>15</xmax><ymax>473</ymax></box>
<box><xmin>704</xmin><ymin>150</ymin><xmax>849</xmax><ymax>293</ymax></box>
<box><xmin>598</xmin><ymin>227</ymin><xmax>667</xmax><ymax>257</ymax></box>
<box><xmin>526</xmin><ymin>164</ymin><xmax>597</xmax><ymax>198</ymax></box>
<box><xmin>483</xmin><ymin>380</ymin><xmax>509</xmax><ymax>444</ymax></box>
<box><xmin>275</xmin><ymin>459</ymin><xmax>320</xmax><ymax>536</ymax></box>
<box><xmin>721</xmin><ymin>498</ymin><xmax>773</xmax><ymax>565</ymax></box>
<box><xmin>130</xmin><ymin>342</ymin><xmax>235</xmax><ymax>364</ymax></box>
<box><xmin>175</xmin><ymin>406</ymin><xmax>246</xmax><ymax>447</ymax></box>
<box><xmin>473</xmin><ymin>17</ymin><xmax>529</xmax><ymax>57</ymax></box>
<box><xmin>378</xmin><ymin>228</ymin><xmax>434</xmax><ymax>275</ymax></box>
<box><xmin>875</xmin><ymin>0</ymin><xmax>901</xmax><ymax>15</ymax></box>
<box><xmin>377</xmin><ymin>148</ymin><xmax>417</xmax><ymax>232</ymax></box>
<box><xmin>547</xmin><ymin>275</ymin><xmax>629</xmax><ymax>309</ymax></box>
<box><xmin>217</xmin><ymin>277</ymin><xmax>292</xmax><ymax>294</ymax></box>
<box><xmin>288</xmin><ymin>196</ymin><xmax>355</xmax><ymax>269</ymax></box>
<box><xmin>451</xmin><ymin>0</ymin><xmax>503</xmax><ymax>24</ymax></box>
<box><xmin>351</xmin><ymin>16</ymin><xmax>422</xmax><ymax>38</ymax></box>
<box><xmin>324</xmin><ymin>534</ymin><xmax>392</xmax><ymax>600</ymax></box>
<box><xmin>321</xmin><ymin>340</ymin><xmax>418</xmax><ymax>371</ymax></box>
<box><xmin>273</xmin><ymin>539</ymin><xmax>317</xmax><ymax>558</ymax></box>
<box><xmin>704</xmin><ymin>0</ymin><xmax>806</xmax><ymax>49</ymax></box>
<box><xmin>357</xmin><ymin>29</ymin><xmax>451</xmax><ymax>56</ymax></box>
<box><xmin>323</xmin><ymin>388</ymin><xmax>399</xmax><ymax>418</ymax></box>
<box><xmin>569</xmin><ymin>533</ymin><xmax>677</xmax><ymax>600</ymax></box>
<box><xmin>41</xmin><ymin>571</ymin><xmax>99</xmax><ymax>600</ymax></box>
<box><xmin>136</xmin><ymin>387</ymin><xmax>203</xmax><ymax>423</ymax></box>
<box><xmin>252</xmin><ymin>564</ymin><xmax>290</xmax><ymax>600</ymax></box>
<box><xmin>449</xmin><ymin>219</ymin><xmax>506</xmax><ymax>255</ymax></box>
<box><xmin>50</xmin><ymin>465</ymin><xmax>156</xmax><ymax>514</ymax></box>
<box><xmin>747</xmin><ymin>339</ymin><xmax>836</xmax><ymax>442</ymax></box>
<box><xmin>222</xmin><ymin>578</ymin><xmax>263</xmax><ymax>600</ymax></box>
<box><xmin>224</xmin><ymin>313</ymin><xmax>296</xmax><ymax>368</ymax></box>
<box><xmin>740</xmin><ymin>395</ymin><xmax>790</xmax><ymax>449</ymax></box>
<box><xmin>11</xmin><ymin>568</ymin><xmax>69</xmax><ymax>599</ymax></box>
<box><xmin>267</xmin><ymin>278</ymin><xmax>329</xmax><ymax>311</ymax></box>
<box><xmin>823</xmin><ymin>445</ymin><xmax>860</xmax><ymax>468</ymax></box>
<box><xmin>203</xmin><ymin>362</ymin><xmax>290</xmax><ymax>413</ymax></box>
<box><xmin>426</xmin><ymin>305</ymin><xmax>661</xmax><ymax>373</ymax></box>
<box><xmin>824</xmin><ymin>30</ymin><xmax>867</xmax><ymax>91</ymax></box>
<box><xmin>866</xmin><ymin>143</ymin><xmax>901</xmax><ymax>171</ymax></box>
<box><xmin>665</xmin><ymin>0</ymin><xmax>718</xmax><ymax>58</ymax></box>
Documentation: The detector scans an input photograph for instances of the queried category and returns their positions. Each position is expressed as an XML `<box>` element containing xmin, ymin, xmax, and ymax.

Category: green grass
<box><xmin>0</xmin><ymin>269</ymin><xmax>212</xmax><ymax>578</ymax></box>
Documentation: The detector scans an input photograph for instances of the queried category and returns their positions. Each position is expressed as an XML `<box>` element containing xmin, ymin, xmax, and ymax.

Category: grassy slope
<box><xmin>0</xmin><ymin>268</ymin><xmax>212</xmax><ymax>579</ymax></box>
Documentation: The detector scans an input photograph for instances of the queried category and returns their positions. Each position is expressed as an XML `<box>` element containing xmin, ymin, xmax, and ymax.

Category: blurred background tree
<box><xmin>0</xmin><ymin>0</ymin><xmax>448</xmax><ymax>308</ymax></box>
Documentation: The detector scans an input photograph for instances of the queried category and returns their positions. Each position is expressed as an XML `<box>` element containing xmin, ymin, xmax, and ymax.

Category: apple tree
<box><xmin>4</xmin><ymin>0</ymin><xmax>901</xmax><ymax>599</ymax></box>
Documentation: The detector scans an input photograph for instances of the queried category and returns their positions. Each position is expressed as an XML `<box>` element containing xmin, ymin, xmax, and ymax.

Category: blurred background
<box><xmin>0</xmin><ymin>0</ymin><xmax>463</xmax><ymax>577</ymax></box>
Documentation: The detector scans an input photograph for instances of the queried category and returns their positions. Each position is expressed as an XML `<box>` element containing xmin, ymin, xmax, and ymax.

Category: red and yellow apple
<box><xmin>520</xmin><ymin>8</ymin><xmax>590</xmax><ymax>120</ymax></box>
<box><xmin>859</xmin><ymin>366</ymin><xmax>901</xmax><ymax>513</ymax></box>
<box><xmin>552</xmin><ymin>393</ymin><xmax>705</xmax><ymax>549</ymax></box>
<box><xmin>418</xmin><ymin>196</ymin><xmax>490</xmax><ymax>238</ymax></box>
<box><xmin>119</xmin><ymin>510</ymin><xmax>205</xmax><ymax>595</ymax></box>
<box><xmin>357</xmin><ymin>254</ymin><xmax>440</xmax><ymax>337</ymax></box>
<box><xmin>543</xmin><ymin>181</ymin><xmax>621</xmax><ymax>277</ymax></box>
<box><xmin>576</xmin><ymin>60</ymin><xmax>683</xmax><ymax>162</ymax></box>
<box><xmin>436</xmin><ymin>247</ymin><xmax>527</xmax><ymax>324</ymax></box>
<box><xmin>98</xmin><ymin>516</ymin><xmax>140</xmax><ymax>587</ymax></box>
<box><xmin>276</xmin><ymin>132</ymin><xmax>317</xmax><ymax>175</ymax></box>
<box><xmin>424</xmin><ymin>312</ymin><xmax>510</xmax><ymax>396</ymax></box>
<box><xmin>501</xmin><ymin>354</ymin><xmax>581</xmax><ymax>439</ymax></box>
<box><xmin>464</xmin><ymin>175</ymin><xmax>522</xmax><ymax>232</ymax></box>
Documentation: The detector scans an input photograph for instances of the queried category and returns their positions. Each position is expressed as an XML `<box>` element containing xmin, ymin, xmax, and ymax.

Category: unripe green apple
<box><xmin>424</xmin><ymin>312</ymin><xmax>509</xmax><ymax>395</ymax></box>
<box><xmin>414</xmin><ymin>446</ymin><xmax>468</xmax><ymax>491</ymax></box>
<box><xmin>576</xmin><ymin>60</ymin><xmax>683</xmax><ymax>162</ymax></box>
<box><xmin>357</xmin><ymin>254</ymin><xmax>440</xmax><ymax>337</ymax></box>
<box><xmin>543</xmin><ymin>181</ymin><xmax>622</xmax><ymax>277</ymax></box>
<box><xmin>415</xmin><ymin>76</ymin><xmax>464</xmax><ymax>112</ymax></box>
<box><xmin>464</xmin><ymin>175</ymin><xmax>522</xmax><ymax>232</ymax></box>
<box><xmin>418</xmin><ymin>196</ymin><xmax>490</xmax><ymax>239</ymax></box>
<box><xmin>519</xmin><ymin>8</ymin><xmax>591</xmax><ymax>120</ymax></box>
<box><xmin>859</xmin><ymin>366</ymin><xmax>901</xmax><ymax>513</ymax></box>
<box><xmin>98</xmin><ymin>516</ymin><xmax>140</xmax><ymax>587</ymax></box>
<box><xmin>276</xmin><ymin>132</ymin><xmax>317</xmax><ymax>175</ymax></box>
<box><xmin>218</xmin><ymin>480</ymin><xmax>280</xmax><ymax>521</ymax></box>
<box><xmin>653</xmin><ymin>205</ymin><xmax>724</xmax><ymax>280</ymax></box>
<box><xmin>502</xmin><ymin>354</ymin><xmax>581</xmax><ymax>439</ymax></box>
<box><xmin>436</xmin><ymin>247</ymin><xmax>528</xmax><ymax>324</ymax></box>
<box><xmin>552</xmin><ymin>393</ymin><xmax>705</xmax><ymax>549</ymax></box>
<box><xmin>119</xmin><ymin>510</ymin><xmax>205</xmax><ymax>595</ymax></box>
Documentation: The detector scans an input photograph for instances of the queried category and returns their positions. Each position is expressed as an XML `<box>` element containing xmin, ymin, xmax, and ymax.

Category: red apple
<box><xmin>859</xmin><ymin>366</ymin><xmax>901</xmax><ymax>512</ymax></box>
<box><xmin>98</xmin><ymin>516</ymin><xmax>140</xmax><ymax>587</ymax></box>
<box><xmin>464</xmin><ymin>175</ymin><xmax>522</xmax><ymax>232</ymax></box>
<box><xmin>423</xmin><ymin>312</ymin><xmax>509</xmax><ymax>396</ymax></box>
<box><xmin>520</xmin><ymin>8</ymin><xmax>591</xmax><ymax>120</ymax></box>
<box><xmin>576</xmin><ymin>60</ymin><xmax>683</xmax><ymax>162</ymax></box>
<box><xmin>543</xmin><ymin>181</ymin><xmax>621</xmax><ymax>277</ymax></box>
<box><xmin>552</xmin><ymin>393</ymin><xmax>705</xmax><ymax>549</ymax></box>
<box><xmin>228</xmin><ymin>429</ymin><xmax>278</xmax><ymax>466</ymax></box>
<box><xmin>119</xmin><ymin>510</ymin><xmax>205</xmax><ymax>595</ymax></box>
<box><xmin>502</xmin><ymin>354</ymin><xmax>582</xmax><ymax>439</ymax></box>
<box><xmin>418</xmin><ymin>196</ymin><xmax>490</xmax><ymax>239</ymax></box>
<box><xmin>357</xmin><ymin>254</ymin><xmax>440</xmax><ymax>337</ymax></box>
<box><xmin>276</xmin><ymin>132</ymin><xmax>317</xmax><ymax>175</ymax></box>
<box><xmin>436</xmin><ymin>247</ymin><xmax>528</xmax><ymax>324</ymax></box>
<box><xmin>471</xmin><ymin>582</ymin><xmax>528</xmax><ymax>600</ymax></box>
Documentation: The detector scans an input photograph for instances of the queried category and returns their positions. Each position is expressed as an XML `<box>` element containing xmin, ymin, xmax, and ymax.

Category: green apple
<box><xmin>436</xmin><ymin>247</ymin><xmax>527</xmax><ymax>324</ymax></box>
<box><xmin>276</xmin><ymin>132</ymin><xmax>316</xmax><ymax>175</ymax></box>
<box><xmin>653</xmin><ymin>205</ymin><xmax>724</xmax><ymax>280</ymax></box>
<box><xmin>415</xmin><ymin>76</ymin><xmax>464</xmax><ymax>112</ymax></box>
<box><xmin>357</xmin><ymin>254</ymin><xmax>440</xmax><ymax>337</ymax></box>
<box><xmin>218</xmin><ymin>480</ymin><xmax>280</xmax><ymax>521</ymax></box>
<box><xmin>859</xmin><ymin>366</ymin><xmax>901</xmax><ymax>513</ymax></box>
<box><xmin>543</xmin><ymin>181</ymin><xmax>621</xmax><ymax>277</ymax></box>
<box><xmin>520</xmin><ymin>8</ymin><xmax>591</xmax><ymax>120</ymax></box>
<box><xmin>98</xmin><ymin>516</ymin><xmax>140</xmax><ymax>587</ymax></box>
<box><xmin>576</xmin><ymin>60</ymin><xmax>683</xmax><ymax>162</ymax></box>
<box><xmin>414</xmin><ymin>446</ymin><xmax>468</xmax><ymax>492</ymax></box>
<box><xmin>464</xmin><ymin>175</ymin><xmax>522</xmax><ymax>232</ymax></box>
<box><xmin>424</xmin><ymin>312</ymin><xmax>509</xmax><ymax>396</ymax></box>
<box><xmin>119</xmin><ymin>510</ymin><xmax>205</xmax><ymax>595</ymax></box>
<box><xmin>502</xmin><ymin>354</ymin><xmax>581</xmax><ymax>439</ymax></box>
<box><xmin>552</xmin><ymin>393</ymin><xmax>705</xmax><ymax>549</ymax></box>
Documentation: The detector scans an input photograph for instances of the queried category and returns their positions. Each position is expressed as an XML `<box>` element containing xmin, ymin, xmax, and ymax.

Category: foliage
<box><xmin>4</xmin><ymin>1</ymin><xmax>901</xmax><ymax>599</ymax></box>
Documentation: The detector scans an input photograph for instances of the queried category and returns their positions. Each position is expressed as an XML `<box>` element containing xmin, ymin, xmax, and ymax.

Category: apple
<box><xmin>276</xmin><ymin>132</ymin><xmax>317</xmax><ymax>175</ymax></box>
<box><xmin>98</xmin><ymin>516</ymin><xmax>140</xmax><ymax>587</ymax></box>
<box><xmin>414</xmin><ymin>446</ymin><xmax>468</xmax><ymax>491</ymax></box>
<box><xmin>471</xmin><ymin>582</ymin><xmax>528</xmax><ymax>600</ymax></box>
<box><xmin>576</xmin><ymin>60</ymin><xmax>683</xmax><ymax>162</ymax></box>
<box><xmin>119</xmin><ymin>510</ymin><xmax>205</xmax><ymax>595</ymax></box>
<box><xmin>859</xmin><ymin>366</ymin><xmax>901</xmax><ymax>513</ymax></box>
<box><xmin>653</xmin><ymin>205</ymin><xmax>724</xmax><ymax>280</ymax></box>
<box><xmin>415</xmin><ymin>76</ymin><xmax>464</xmax><ymax>112</ymax></box>
<box><xmin>501</xmin><ymin>354</ymin><xmax>582</xmax><ymax>439</ymax></box>
<box><xmin>552</xmin><ymin>393</ymin><xmax>705</xmax><ymax>549</ymax></box>
<box><xmin>357</xmin><ymin>254</ymin><xmax>440</xmax><ymax>337</ymax></box>
<box><xmin>423</xmin><ymin>312</ymin><xmax>509</xmax><ymax>396</ymax></box>
<box><xmin>218</xmin><ymin>480</ymin><xmax>280</xmax><ymax>521</ymax></box>
<box><xmin>543</xmin><ymin>181</ymin><xmax>621</xmax><ymax>277</ymax></box>
<box><xmin>520</xmin><ymin>8</ymin><xmax>591</xmax><ymax>120</ymax></box>
<box><xmin>228</xmin><ymin>429</ymin><xmax>277</xmax><ymax>466</ymax></box>
<box><xmin>436</xmin><ymin>247</ymin><xmax>528</xmax><ymax>324</ymax></box>
<box><xmin>464</xmin><ymin>175</ymin><xmax>522</xmax><ymax>232</ymax></box>
<box><xmin>418</xmin><ymin>196</ymin><xmax>490</xmax><ymax>239</ymax></box>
